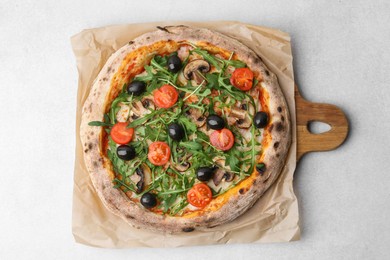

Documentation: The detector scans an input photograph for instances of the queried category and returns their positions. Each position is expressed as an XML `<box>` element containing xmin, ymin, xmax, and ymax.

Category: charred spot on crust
<box><xmin>107</xmin><ymin>199</ymin><xmax>120</xmax><ymax>211</ymax></box>
<box><xmin>103</xmin><ymin>77</ymin><xmax>108</xmax><ymax>81</ymax></box>
<box><xmin>128</xmin><ymin>41</ymin><xmax>134</xmax><ymax>45</ymax></box>
<box><xmin>281</xmin><ymin>116</ymin><xmax>285</xmax><ymax>122</ymax></box>
<box><xmin>157</xmin><ymin>26</ymin><xmax>171</xmax><ymax>33</ymax></box>
<box><xmin>88</xmin><ymin>143</ymin><xmax>93</xmax><ymax>149</ymax></box>
<box><xmin>204</xmin><ymin>217</ymin><xmax>216</xmax><ymax>224</ymax></box>
<box><xmin>84</xmin><ymin>149</ymin><xmax>89</xmax><ymax>153</ymax></box>
<box><xmin>126</xmin><ymin>214</ymin><xmax>135</xmax><ymax>219</ymax></box>
<box><xmin>146</xmin><ymin>36</ymin><xmax>150</xmax><ymax>40</ymax></box>
<box><xmin>276</xmin><ymin>153</ymin><xmax>280</xmax><ymax>158</ymax></box>
<box><xmin>239</xmin><ymin>188</ymin><xmax>246</xmax><ymax>194</ymax></box>
<box><xmin>276</xmin><ymin>122</ymin><xmax>284</xmax><ymax>132</ymax></box>
<box><xmin>93</xmin><ymin>161</ymin><xmax>98</xmax><ymax>168</ymax></box>
<box><xmin>277</xmin><ymin>106</ymin><xmax>282</xmax><ymax>113</ymax></box>
<box><xmin>182</xmin><ymin>227</ymin><xmax>195</xmax><ymax>232</ymax></box>
<box><xmin>274</xmin><ymin>141</ymin><xmax>280</xmax><ymax>150</ymax></box>
<box><xmin>107</xmin><ymin>67</ymin><xmax>112</xmax><ymax>73</ymax></box>
<box><xmin>268</xmin><ymin>124</ymin><xmax>274</xmax><ymax>132</ymax></box>
<box><xmin>265</xmin><ymin>69</ymin><xmax>270</xmax><ymax>76</ymax></box>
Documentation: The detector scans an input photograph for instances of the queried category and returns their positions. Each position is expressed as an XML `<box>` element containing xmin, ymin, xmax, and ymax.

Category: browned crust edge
<box><xmin>80</xmin><ymin>25</ymin><xmax>291</xmax><ymax>233</ymax></box>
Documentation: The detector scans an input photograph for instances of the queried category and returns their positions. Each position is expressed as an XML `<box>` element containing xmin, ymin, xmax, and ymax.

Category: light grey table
<box><xmin>1</xmin><ymin>0</ymin><xmax>389</xmax><ymax>259</ymax></box>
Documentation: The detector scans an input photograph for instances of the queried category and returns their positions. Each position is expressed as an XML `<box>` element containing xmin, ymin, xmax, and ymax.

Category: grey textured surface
<box><xmin>0</xmin><ymin>0</ymin><xmax>389</xmax><ymax>259</ymax></box>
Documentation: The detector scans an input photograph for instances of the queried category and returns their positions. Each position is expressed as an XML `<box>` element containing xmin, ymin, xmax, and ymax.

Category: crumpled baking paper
<box><xmin>71</xmin><ymin>20</ymin><xmax>299</xmax><ymax>248</ymax></box>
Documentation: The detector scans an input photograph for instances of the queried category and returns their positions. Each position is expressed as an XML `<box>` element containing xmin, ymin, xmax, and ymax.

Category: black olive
<box><xmin>168</xmin><ymin>123</ymin><xmax>185</xmax><ymax>141</ymax></box>
<box><xmin>254</xmin><ymin>111</ymin><xmax>269</xmax><ymax>128</ymax></box>
<box><xmin>256</xmin><ymin>163</ymin><xmax>266</xmax><ymax>175</ymax></box>
<box><xmin>196</xmin><ymin>167</ymin><xmax>215</xmax><ymax>182</ymax></box>
<box><xmin>116</xmin><ymin>145</ymin><xmax>136</xmax><ymax>161</ymax></box>
<box><xmin>127</xmin><ymin>80</ymin><xmax>146</xmax><ymax>96</ymax></box>
<box><xmin>140</xmin><ymin>192</ymin><xmax>157</xmax><ymax>208</ymax></box>
<box><xmin>206</xmin><ymin>115</ymin><xmax>225</xmax><ymax>130</ymax></box>
<box><xmin>167</xmin><ymin>55</ymin><xmax>182</xmax><ymax>73</ymax></box>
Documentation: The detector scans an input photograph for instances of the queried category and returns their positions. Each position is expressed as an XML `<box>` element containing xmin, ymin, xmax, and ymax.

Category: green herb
<box><xmin>88</xmin><ymin>121</ymin><xmax>113</xmax><ymax>127</ymax></box>
<box><xmin>223</xmin><ymin>59</ymin><xmax>246</xmax><ymax>68</ymax></box>
<box><xmin>179</xmin><ymin>141</ymin><xmax>202</xmax><ymax>151</ymax></box>
<box><xmin>192</xmin><ymin>48</ymin><xmax>221</xmax><ymax>70</ymax></box>
<box><xmin>127</xmin><ymin>109</ymin><xmax>163</xmax><ymax>128</ymax></box>
<box><xmin>178</xmin><ymin>116</ymin><xmax>197</xmax><ymax>133</ymax></box>
<box><xmin>226</xmin><ymin>147</ymin><xmax>241</xmax><ymax>173</ymax></box>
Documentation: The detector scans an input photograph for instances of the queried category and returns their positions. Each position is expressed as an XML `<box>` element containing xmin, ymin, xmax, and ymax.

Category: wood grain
<box><xmin>295</xmin><ymin>85</ymin><xmax>349</xmax><ymax>161</ymax></box>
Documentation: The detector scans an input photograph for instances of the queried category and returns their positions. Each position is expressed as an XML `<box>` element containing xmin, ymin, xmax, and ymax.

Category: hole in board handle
<box><xmin>307</xmin><ymin>121</ymin><xmax>331</xmax><ymax>134</ymax></box>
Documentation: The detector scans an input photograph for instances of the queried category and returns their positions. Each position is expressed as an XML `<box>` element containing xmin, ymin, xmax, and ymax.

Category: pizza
<box><xmin>81</xmin><ymin>25</ymin><xmax>291</xmax><ymax>233</ymax></box>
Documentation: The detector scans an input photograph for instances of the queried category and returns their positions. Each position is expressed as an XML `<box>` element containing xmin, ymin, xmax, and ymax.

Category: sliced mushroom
<box><xmin>142</xmin><ymin>98</ymin><xmax>155</xmax><ymax>110</ymax></box>
<box><xmin>213</xmin><ymin>168</ymin><xmax>235</xmax><ymax>186</ymax></box>
<box><xmin>172</xmin><ymin>161</ymin><xmax>191</xmax><ymax>172</ymax></box>
<box><xmin>236</xmin><ymin>116</ymin><xmax>252</xmax><ymax>128</ymax></box>
<box><xmin>131</xmin><ymin>98</ymin><xmax>155</xmax><ymax>117</ymax></box>
<box><xmin>183</xmin><ymin>59</ymin><xmax>210</xmax><ymax>84</ymax></box>
<box><xmin>230</xmin><ymin>107</ymin><xmax>246</xmax><ymax>120</ymax></box>
<box><xmin>228</xmin><ymin>101</ymin><xmax>255</xmax><ymax>129</ymax></box>
<box><xmin>186</xmin><ymin>107</ymin><xmax>207</xmax><ymax>127</ymax></box>
<box><xmin>130</xmin><ymin>164</ymin><xmax>152</xmax><ymax>193</ymax></box>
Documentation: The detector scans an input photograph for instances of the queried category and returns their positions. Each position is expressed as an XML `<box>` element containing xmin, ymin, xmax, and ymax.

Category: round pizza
<box><xmin>81</xmin><ymin>25</ymin><xmax>291</xmax><ymax>233</ymax></box>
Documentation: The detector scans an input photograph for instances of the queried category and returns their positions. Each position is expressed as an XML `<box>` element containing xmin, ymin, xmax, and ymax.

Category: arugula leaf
<box><xmin>226</xmin><ymin>147</ymin><xmax>241</xmax><ymax>173</ymax></box>
<box><xmin>133</xmin><ymin>65</ymin><xmax>154</xmax><ymax>82</ymax></box>
<box><xmin>178</xmin><ymin>116</ymin><xmax>197</xmax><ymax>133</ymax></box>
<box><xmin>127</xmin><ymin>109</ymin><xmax>163</xmax><ymax>128</ymax></box>
<box><xmin>206</xmin><ymin>73</ymin><xmax>219</xmax><ymax>88</ymax></box>
<box><xmin>153</xmin><ymin>55</ymin><xmax>168</xmax><ymax>67</ymax></box>
<box><xmin>88</xmin><ymin>121</ymin><xmax>112</xmax><ymax>127</ymax></box>
<box><xmin>108</xmin><ymin>92</ymin><xmax>132</xmax><ymax>124</ymax></box>
<box><xmin>223</xmin><ymin>59</ymin><xmax>246</xmax><ymax>68</ymax></box>
<box><xmin>151</xmin><ymin>55</ymin><xmax>170</xmax><ymax>75</ymax></box>
<box><xmin>217</xmin><ymin>77</ymin><xmax>246</xmax><ymax>100</ymax></box>
<box><xmin>192</xmin><ymin>48</ymin><xmax>222</xmax><ymax>70</ymax></box>
<box><xmin>179</xmin><ymin>141</ymin><xmax>202</xmax><ymax>151</ymax></box>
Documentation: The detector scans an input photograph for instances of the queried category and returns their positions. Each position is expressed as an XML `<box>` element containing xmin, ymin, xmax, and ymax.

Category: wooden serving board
<box><xmin>295</xmin><ymin>85</ymin><xmax>349</xmax><ymax>161</ymax></box>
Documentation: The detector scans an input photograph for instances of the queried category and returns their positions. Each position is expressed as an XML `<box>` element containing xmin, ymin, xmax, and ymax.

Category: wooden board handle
<box><xmin>295</xmin><ymin>85</ymin><xmax>349</xmax><ymax>161</ymax></box>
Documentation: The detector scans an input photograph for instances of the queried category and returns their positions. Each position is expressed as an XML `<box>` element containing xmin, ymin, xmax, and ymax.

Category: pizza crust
<box><xmin>80</xmin><ymin>25</ymin><xmax>291</xmax><ymax>233</ymax></box>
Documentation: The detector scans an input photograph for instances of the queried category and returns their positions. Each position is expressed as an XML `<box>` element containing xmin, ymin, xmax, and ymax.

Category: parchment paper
<box><xmin>71</xmin><ymin>21</ymin><xmax>299</xmax><ymax>248</ymax></box>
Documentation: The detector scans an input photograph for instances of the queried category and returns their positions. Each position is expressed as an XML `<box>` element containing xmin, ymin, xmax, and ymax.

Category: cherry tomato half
<box><xmin>230</xmin><ymin>68</ymin><xmax>254</xmax><ymax>91</ymax></box>
<box><xmin>187</xmin><ymin>183</ymin><xmax>212</xmax><ymax>209</ymax></box>
<box><xmin>210</xmin><ymin>128</ymin><xmax>235</xmax><ymax>151</ymax></box>
<box><xmin>110</xmin><ymin>122</ymin><xmax>134</xmax><ymax>144</ymax></box>
<box><xmin>148</xmin><ymin>141</ymin><xmax>171</xmax><ymax>166</ymax></box>
<box><xmin>153</xmin><ymin>84</ymin><xmax>178</xmax><ymax>108</ymax></box>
